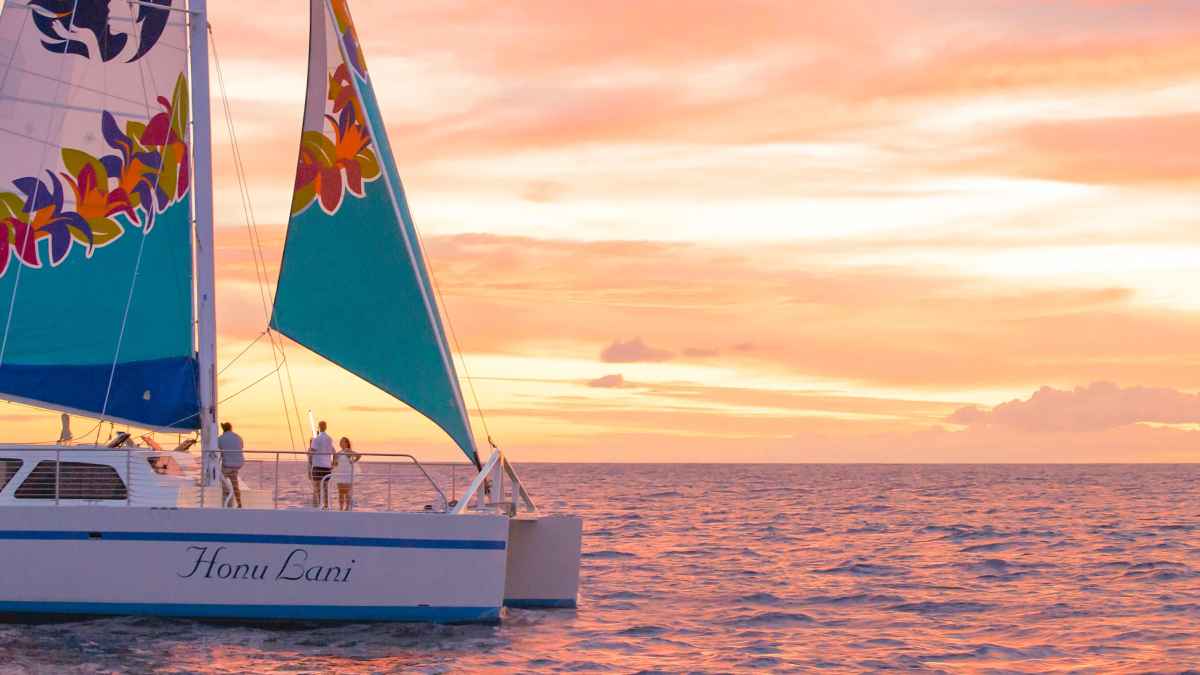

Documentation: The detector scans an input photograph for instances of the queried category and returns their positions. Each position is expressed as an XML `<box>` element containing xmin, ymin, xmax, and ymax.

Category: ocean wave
<box><xmin>923</xmin><ymin>643</ymin><xmax>1062</xmax><ymax>662</ymax></box>
<box><xmin>616</xmin><ymin>624</ymin><xmax>667</xmax><ymax>637</ymax></box>
<box><xmin>736</xmin><ymin>592</ymin><xmax>787</xmax><ymax>605</ymax></box>
<box><xmin>800</xmin><ymin>593</ymin><xmax>906</xmax><ymax>606</ymax></box>
<box><xmin>1119</xmin><ymin>561</ymin><xmax>1196</xmax><ymax>581</ymax></box>
<box><xmin>721</xmin><ymin>611</ymin><xmax>815</xmax><ymax>627</ymax></box>
<box><xmin>887</xmin><ymin>601</ymin><xmax>994</xmax><ymax>615</ymax></box>
<box><xmin>960</xmin><ymin>542</ymin><xmax>1023</xmax><ymax>553</ymax></box>
<box><xmin>813</xmin><ymin>562</ymin><xmax>908</xmax><ymax>576</ymax></box>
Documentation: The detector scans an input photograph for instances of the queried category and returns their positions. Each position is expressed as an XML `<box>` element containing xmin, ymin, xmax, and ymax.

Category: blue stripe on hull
<box><xmin>0</xmin><ymin>601</ymin><xmax>499</xmax><ymax>624</ymax></box>
<box><xmin>0</xmin><ymin>531</ymin><xmax>506</xmax><ymax>550</ymax></box>
<box><xmin>504</xmin><ymin>598</ymin><xmax>577</xmax><ymax>609</ymax></box>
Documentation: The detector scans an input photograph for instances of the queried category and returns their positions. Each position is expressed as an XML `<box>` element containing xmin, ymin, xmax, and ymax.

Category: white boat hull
<box><xmin>0</xmin><ymin>507</ymin><xmax>510</xmax><ymax>623</ymax></box>
<box><xmin>504</xmin><ymin>515</ymin><xmax>582</xmax><ymax>609</ymax></box>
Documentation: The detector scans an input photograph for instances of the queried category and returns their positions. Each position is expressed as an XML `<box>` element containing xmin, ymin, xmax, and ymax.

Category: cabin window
<box><xmin>0</xmin><ymin>458</ymin><xmax>22</xmax><ymax>492</ymax></box>
<box><xmin>14</xmin><ymin>461</ymin><xmax>128</xmax><ymax>500</ymax></box>
<box><xmin>147</xmin><ymin>455</ymin><xmax>182</xmax><ymax>476</ymax></box>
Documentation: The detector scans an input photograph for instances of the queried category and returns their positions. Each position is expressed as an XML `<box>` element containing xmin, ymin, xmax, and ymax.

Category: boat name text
<box><xmin>177</xmin><ymin>546</ymin><xmax>356</xmax><ymax>583</ymax></box>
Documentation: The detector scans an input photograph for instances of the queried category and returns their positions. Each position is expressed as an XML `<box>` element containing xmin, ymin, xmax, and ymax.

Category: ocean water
<box><xmin>2</xmin><ymin>463</ymin><xmax>1199</xmax><ymax>673</ymax></box>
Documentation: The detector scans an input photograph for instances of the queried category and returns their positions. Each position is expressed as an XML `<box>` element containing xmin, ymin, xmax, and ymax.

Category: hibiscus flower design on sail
<box><xmin>0</xmin><ymin>74</ymin><xmax>190</xmax><ymax>277</ymax></box>
<box><xmin>291</xmin><ymin>62</ymin><xmax>381</xmax><ymax>216</ymax></box>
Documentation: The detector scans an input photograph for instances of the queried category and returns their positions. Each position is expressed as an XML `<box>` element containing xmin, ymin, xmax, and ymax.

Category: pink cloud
<box><xmin>587</xmin><ymin>374</ymin><xmax>626</xmax><ymax>388</ymax></box>
<box><xmin>600</xmin><ymin>338</ymin><xmax>673</xmax><ymax>364</ymax></box>
<box><xmin>948</xmin><ymin>382</ymin><xmax>1200</xmax><ymax>432</ymax></box>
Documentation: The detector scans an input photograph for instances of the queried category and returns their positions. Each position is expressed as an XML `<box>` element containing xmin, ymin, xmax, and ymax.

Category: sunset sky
<box><xmin>5</xmin><ymin>0</ymin><xmax>1200</xmax><ymax>462</ymax></box>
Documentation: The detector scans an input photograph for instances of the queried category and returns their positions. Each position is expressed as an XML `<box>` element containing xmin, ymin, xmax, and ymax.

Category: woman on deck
<box><xmin>332</xmin><ymin>436</ymin><xmax>362</xmax><ymax>511</ymax></box>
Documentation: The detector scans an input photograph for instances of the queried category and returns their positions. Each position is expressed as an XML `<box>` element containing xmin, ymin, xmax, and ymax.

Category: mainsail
<box><xmin>0</xmin><ymin>0</ymin><xmax>198</xmax><ymax>429</ymax></box>
<box><xmin>272</xmin><ymin>0</ymin><xmax>481</xmax><ymax>466</ymax></box>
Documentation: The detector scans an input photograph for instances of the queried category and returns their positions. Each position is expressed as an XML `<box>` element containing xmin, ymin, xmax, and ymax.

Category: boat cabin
<box><xmin>0</xmin><ymin>447</ymin><xmax>193</xmax><ymax>508</ymax></box>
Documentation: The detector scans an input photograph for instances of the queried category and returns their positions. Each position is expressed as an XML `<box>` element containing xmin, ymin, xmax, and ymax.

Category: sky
<box><xmin>4</xmin><ymin>0</ymin><xmax>1200</xmax><ymax>462</ymax></box>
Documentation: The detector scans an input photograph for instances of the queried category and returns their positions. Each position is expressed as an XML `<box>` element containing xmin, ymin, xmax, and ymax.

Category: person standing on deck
<box><xmin>332</xmin><ymin>436</ymin><xmax>362</xmax><ymax>511</ymax></box>
<box><xmin>309</xmin><ymin>421</ymin><xmax>335</xmax><ymax>508</ymax></box>
<box><xmin>217</xmin><ymin>422</ymin><xmax>245</xmax><ymax>508</ymax></box>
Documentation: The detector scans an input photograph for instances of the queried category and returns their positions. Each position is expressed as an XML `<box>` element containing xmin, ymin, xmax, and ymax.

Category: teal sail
<box><xmin>271</xmin><ymin>0</ymin><xmax>480</xmax><ymax>466</ymax></box>
<box><xmin>0</xmin><ymin>1</ymin><xmax>198</xmax><ymax>429</ymax></box>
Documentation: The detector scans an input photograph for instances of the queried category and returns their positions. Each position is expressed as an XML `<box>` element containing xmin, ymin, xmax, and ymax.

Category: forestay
<box><xmin>271</xmin><ymin>0</ymin><xmax>480</xmax><ymax>467</ymax></box>
<box><xmin>0</xmin><ymin>0</ymin><xmax>198</xmax><ymax>429</ymax></box>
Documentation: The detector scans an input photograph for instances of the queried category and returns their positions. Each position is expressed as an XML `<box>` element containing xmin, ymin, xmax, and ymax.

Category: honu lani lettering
<box><xmin>177</xmin><ymin>546</ymin><xmax>356</xmax><ymax>583</ymax></box>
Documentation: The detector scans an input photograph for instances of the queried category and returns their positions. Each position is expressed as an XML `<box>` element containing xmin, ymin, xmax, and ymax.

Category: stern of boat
<box><xmin>503</xmin><ymin>514</ymin><xmax>582</xmax><ymax>609</ymax></box>
<box><xmin>452</xmin><ymin>450</ymin><xmax>582</xmax><ymax>610</ymax></box>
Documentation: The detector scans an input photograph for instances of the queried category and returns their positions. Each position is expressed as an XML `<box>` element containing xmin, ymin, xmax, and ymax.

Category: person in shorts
<box><xmin>309</xmin><ymin>420</ymin><xmax>335</xmax><ymax>508</ymax></box>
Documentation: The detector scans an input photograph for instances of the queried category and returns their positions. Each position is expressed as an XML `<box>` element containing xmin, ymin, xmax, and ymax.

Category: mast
<box><xmin>189</xmin><ymin>0</ymin><xmax>219</xmax><ymax>483</ymax></box>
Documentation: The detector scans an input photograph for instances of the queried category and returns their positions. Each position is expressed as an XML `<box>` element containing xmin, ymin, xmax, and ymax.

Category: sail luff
<box><xmin>320</xmin><ymin>0</ymin><xmax>480</xmax><ymax>468</ymax></box>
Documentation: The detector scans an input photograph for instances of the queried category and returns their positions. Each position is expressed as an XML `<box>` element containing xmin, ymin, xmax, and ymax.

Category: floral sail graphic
<box><xmin>0</xmin><ymin>2</ymin><xmax>199</xmax><ymax>429</ymax></box>
<box><xmin>0</xmin><ymin>74</ymin><xmax>190</xmax><ymax>276</ymax></box>
<box><xmin>272</xmin><ymin>0</ymin><xmax>481</xmax><ymax>466</ymax></box>
<box><xmin>291</xmin><ymin>63</ymin><xmax>380</xmax><ymax>216</ymax></box>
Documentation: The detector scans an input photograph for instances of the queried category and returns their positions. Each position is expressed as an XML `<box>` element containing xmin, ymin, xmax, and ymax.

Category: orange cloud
<box><xmin>949</xmin><ymin>382</ymin><xmax>1200</xmax><ymax>432</ymax></box>
<box><xmin>413</xmin><ymin>234</ymin><xmax>1200</xmax><ymax>392</ymax></box>
<box><xmin>587</xmin><ymin>374</ymin><xmax>626</xmax><ymax>389</ymax></box>
<box><xmin>600</xmin><ymin>338</ymin><xmax>673</xmax><ymax>364</ymax></box>
<box><xmin>994</xmin><ymin>114</ymin><xmax>1200</xmax><ymax>185</ymax></box>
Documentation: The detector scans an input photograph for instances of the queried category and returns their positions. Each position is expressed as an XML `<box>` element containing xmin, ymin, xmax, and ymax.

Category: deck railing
<box><xmin>0</xmin><ymin>445</ymin><xmax>536</xmax><ymax>515</ymax></box>
<box><xmin>209</xmin><ymin>449</ymin><xmax>480</xmax><ymax>512</ymax></box>
<box><xmin>0</xmin><ymin>446</ymin><xmax>483</xmax><ymax>513</ymax></box>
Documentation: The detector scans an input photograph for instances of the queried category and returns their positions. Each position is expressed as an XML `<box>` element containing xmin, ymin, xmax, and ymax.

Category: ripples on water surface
<box><xmin>2</xmin><ymin>464</ymin><xmax>1199</xmax><ymax>672</ymax></box>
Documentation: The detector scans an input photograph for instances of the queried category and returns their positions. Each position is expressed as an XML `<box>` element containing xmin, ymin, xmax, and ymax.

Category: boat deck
<box><xmin>0</xmin><ymin>446</ymin><xmax>491</xmax><ymax>513</ymax></box>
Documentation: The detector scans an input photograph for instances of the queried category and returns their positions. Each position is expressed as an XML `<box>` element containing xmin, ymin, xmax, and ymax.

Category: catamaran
<box><xmin>0</xmin><ymin>0</ymin><xmax>581</xmax><ymax>622</ymax></box>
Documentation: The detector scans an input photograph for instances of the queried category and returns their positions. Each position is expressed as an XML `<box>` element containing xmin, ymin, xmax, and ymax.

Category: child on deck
<box><xmin>332</xmin><ymin>437</ymin><xmax>362</xmax><ymax>511</ymax></box>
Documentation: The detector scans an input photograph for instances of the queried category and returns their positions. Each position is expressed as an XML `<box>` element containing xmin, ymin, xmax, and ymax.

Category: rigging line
<box><xmin>207</xmin><ymin>33</ymin><xmax>304</xmax><ymax>446</ymax></box>
<box><xmin>209</xmin><ymin>31</ymin><xmax>273</xmax><ymax>334</ymax></box>
<box><xmin>156</xmin><ymin>362</ymin><xmax>283</xmax><ymax>430</ymax></box>
<box><xmin>96</xmin><ymin>9</ymin><xmax>171</xmax><ymax>444</ymax></box>
<box><xmin>211</xmin><ymin>24</ymin><xmax>305</xmax><ymax>452</ymax></box>
<box><xmin>0</xmin><ymin>94</ymin><xmax>146</xmax><ymax>118</ymax></box>
<box><xmin>23</xmin><ymin>421</ymin><xmax>103</xmax><ymax>446</ymax></box>
<box><xmin>421</xmin><ymin>239</ymin><xmax>495</xmax><ymax>448</ymax></box>
<box><xmin>0</xmin><ymin>2</ymin><xmax>67</xmax><ymax>370</ymax></box>
<box><xmin>209</xmin><ymin>24</ymin><xmax>299</xmax><ymax>447</ymax></box>
<box><xmin>0</xmin><ymin>8</ymin><xmax>31</xmax><ymax>92</ymax></box>
<box><xmin>217</xmin><ymin>364</ymin><xmax>283</xmax><ymax>406</ymax></box>
<box><xmin>0</xmin><ymin>398</ymin><xmax>99</xmax><ymax>443</ymax></box>
<box><xmin>208</xmin><ymin>25</ymin><xmax>302</xmax><ymax>450</ymax></box>
<box><xmin>0</xmin><ymin>124</ymin><xmax>75</xmax><ymax>147</ymax></box>
<box><xmin>124</xmin><ymin>3</ymin><xmax>190</xmax><ymax>364</ymax></box>
<box><xmin>217</xmin><ymin>329</ymin><xmax>267</xmax><ymax>375</ymax></box>
<box><xmin>277</xmin><ymin>342</ymin><xmax>305</xmax><ymax>444</ymax></box>
<box><xmin>3</xmin><ymin>63</ymin><xmax>152</xmax><ymax>108</ymax></box>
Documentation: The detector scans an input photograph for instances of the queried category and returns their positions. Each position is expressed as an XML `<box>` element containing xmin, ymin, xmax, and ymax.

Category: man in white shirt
<box><xmin>309</xmin><ymin>420</ymin><xmax>335</xmax><ymax>508</ymax></box>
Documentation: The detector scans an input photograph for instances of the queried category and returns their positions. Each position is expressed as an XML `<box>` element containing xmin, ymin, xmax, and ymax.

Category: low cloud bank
<box><xmin>587</xmin><ymin>374</ymin><xmax>626</xmax><ymax>388</ymax></box>
<box><xmin>601</xmin><ymin>338</ymin><xmax>673</xmax><ymax>363</ymax></box>
<box><xmin>948</xmin><ymin>382</ymin><xmax>1200</xmax><ymax>432</ymax></box>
